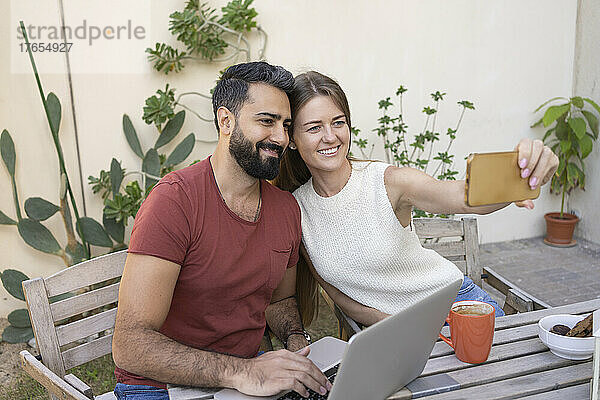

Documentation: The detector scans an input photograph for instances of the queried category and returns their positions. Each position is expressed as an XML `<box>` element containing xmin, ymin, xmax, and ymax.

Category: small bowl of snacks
<box><xmin>538</xmin><ymin>314</ymin><xmax>594</xmax><ymax>360</ymax></box>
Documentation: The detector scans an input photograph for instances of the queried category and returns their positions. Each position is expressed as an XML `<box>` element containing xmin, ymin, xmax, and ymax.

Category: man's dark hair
<box><xmin>212</xmin><ymin>61</ymin><xmax>294</xmax><ymax>131</ymax></box>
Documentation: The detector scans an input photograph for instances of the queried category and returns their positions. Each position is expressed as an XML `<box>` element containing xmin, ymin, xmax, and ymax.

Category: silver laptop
<box><xmin>214</xmin><ymin>277</ymin><xmax>462</xmax><ymax>400</ymax></box>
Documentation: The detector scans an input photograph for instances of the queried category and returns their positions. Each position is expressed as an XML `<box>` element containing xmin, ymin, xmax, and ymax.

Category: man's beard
<box><xmin>228</xmin><ymin>126</ymin><xmax>283</xmax><ymax>180</ymax></box>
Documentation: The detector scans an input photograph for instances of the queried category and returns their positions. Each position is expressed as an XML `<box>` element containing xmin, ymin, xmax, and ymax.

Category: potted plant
<box><xmin>533</xmin><ymin>96</ymin><xmax>600</xmax><ymax>246</ymax></box>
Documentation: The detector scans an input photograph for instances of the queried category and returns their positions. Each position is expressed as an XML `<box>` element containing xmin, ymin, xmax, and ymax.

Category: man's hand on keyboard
<box><xmin>233</xmin><ymin>347</ymin><xmax>332</xmax><ymax>398</ymax></box>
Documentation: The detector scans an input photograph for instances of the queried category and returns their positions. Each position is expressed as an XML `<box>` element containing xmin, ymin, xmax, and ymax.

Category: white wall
<box><xmin>571</xmin><ymin>0</ymin><xmax>600</xmax><ymax>243</ymax></box>
<box><xmin>0</xmin><ymin>0</ymin><xmax>580</xmax><ymax>317</ymax></box>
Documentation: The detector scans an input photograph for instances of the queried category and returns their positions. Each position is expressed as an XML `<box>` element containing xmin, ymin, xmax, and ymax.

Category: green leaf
<box><xmin>571</xmin><ymin>96</ymin><xmax>584</xmax><ymax>108</ymax></box>
<box><xmin>531</xmin><ymin>116</ymin><xmax>544</xmax><ymax>128</ymax></box>
<box><xmin>560</xmin><ymin>140</ymin><xmax>571</xmax><ymax>153</ymax></box>
<box><xmin>17</xmin><ymin>219</ymin><xmax>62</xmax><ymax>255</ymax></box>
<box><xmin>165</xmin><ymin>133</ymin><xmax>195</xmax><ymax>166</ymax></box>
<box><xmin>567</xmin><ymin>163</ymin><xmax>579</xmax><ymax>186</ymax></box>
<box><xmin>110</xmin><ymin>158</ymin><xmax>123</xmax><ymax>198</ymax></box>
<box><xmin>46</xmin><ymin>92</ymin><xmax>62</xmax><ymax>138</ymax></box>
<box><xmin>1</xmin><ymin>129</ymin><xmax>16</xmax><ymax>176</ymax></box>
<box><xmin>155</xmin><ymin>110</ymin><xmax>185</xmax><ymax>149</ymax></box>
<box><xmin>0</xmin><ymin>210</ymin><xmax>16</xmax><ymax>225</ymax></box>
<box><xmin>7</xmin><ymin>309</ymin><xmax>31</xmax><ymax>328</ymax></box>
<box><xmin>581</xmin><ymin>110</ymin><xmax>599</xmax><ymax>138</ymax></box>
<box><xmin>1</xmin><ymin>269</ymin><xmax>29</xmax><ymax>300</ymax></box>
<box><xmin>2</xmin><ymin>325</ymin><xmax>33</xmax><ymax>343</ymax></box>
<box><xmin>577</xmin><ymin>164</ymin><xmax>586</xmax><ymax>189</ymax></box>
<box><xmin>65</xmin><ymin>242</ymin><xmax>86</xmax><ymax>265</ymax></box>
<box><xmin>143</xmin><ymin>84</ymin><xmax>176</xmax><ymax>125</ymax></box>
<box><xmin>122</xmin><ymin>114</ymin><xmax>144</xmax><ymax>158</ymax></box>
<box><xmin>556</xmin><ymin>157</ymin><xmax>566</xmax><ymax>175</ymax></box>
<box><xmin>542</xmin><ymin>127</ymin><xmax>555</xmax><ymax>143</ymax></box>
<box><xmin>568</xmin><ymin>117</ymin><xmax>586</xmax><ymax>139</ymax></box>
<box><xmin>534</xmin><ymin>97</ymin><xmax>566</xmax><ymax>113</ymax></box>
<box><xmin>555</xmin><ymin>119</ymin><xmax>569</xmax><ymax>140</ymax></box>
<box><xmin>583</xmin><ymin>98</ymin><xmax>600</xmax><ymax>115</ymax></box>
<box><xmin>76</xmin><ymin>217</ymin><xmax>113</xmax><ymax>247</ymax></box>
<box><xmin>543</xmin><ymin>104</ymin><xmax>570</xmax><ymax>127</ymax></box>
<box><xmin>143</xmin><ymin>148</ymin><xmax>161</xmax><ymax>190</ymax></box>
<box><xmin>143</xmin><ymin>148</ymin><xmax>161</xmax><ymax>175</ymax></box>
<box><xmin>579</xmin><ymin>135</ymin><xmax>593</xmax><ymax>159</ymax></box>
<box><xmin>103</xmin><ymin>214</ymin><xmax>125</xmax><ymax>244</ymax></box>
<box><xmin>24</xmin><ymin>197</ymin><xmax>60</xmax><ymax>221</ymax></box>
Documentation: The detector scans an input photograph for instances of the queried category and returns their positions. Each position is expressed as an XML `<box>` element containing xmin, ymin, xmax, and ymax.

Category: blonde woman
<box><xmin>274</xmin><ymin>71</ymin><xmax>559</xmax><ymax>327</ymax></box>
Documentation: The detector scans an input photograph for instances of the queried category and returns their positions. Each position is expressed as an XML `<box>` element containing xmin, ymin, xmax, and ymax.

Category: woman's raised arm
<box><xmin>384</xmin><ymin>138</ymin><xmax>559</xmax><ymax>217</ymax></box>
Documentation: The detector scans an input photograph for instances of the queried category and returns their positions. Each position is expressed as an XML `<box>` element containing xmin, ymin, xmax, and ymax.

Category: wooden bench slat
<box><xmin>505</xmin><ymin>288</ymin><xmax>534</xmax><ymax>313</ymax></box>
<box><xmin>462</xmin><ymin>218</ymin><xmax>481</xmax><ymax>286</ymax></box>
<box><xmin>56</xmin><ymin>308</ymin><xmax>117</xmax><ymax>347</ymax></box>
<box><xmin>484</xmin><ymin>267</ymin><xmax>551</xmax><ymax>310</ymax></box>
<box><xmin>50</xmin><ymin>283</ymin><xmax>120</xmax><ymax>322</ymax></box>
<box><xmin>44</xmin><ymin>250</ymin><xmax>127</xmax><ymax>297</ymax></box>
<box><xmin>423</xmin><ymin>338</ymin><xmax>548</xmax><ymax>377</ymax></box>
<box><xmin>413</xmin><ymin>219</ymin><xmax>464</xmax><ymax>237</ymax></box>
<box><xmin>449</xmin><ymin>260</ymin><xmax>466</xmax><ymax>272</ymax></box>
<box><xmin>64</xmin><ymin>374</ymin><xmax>94</xmax><ymax>399</ymax></box>
<box><xmin>420</xmin><ymin>361</ymin><xmax>592</xmax><ymax>399</ymax></box>
<box><xmin>62</xmin><ymin>335</ymin><xmax>113</xmax><ymax>370</ymax></box>
<box><xmin>19</xmin><ymin>350</ymin><xmax>89</xmax><ymax>400</ymax></box>
<box><xmin>22</xmin><ymin>278</ymin><xmax>66</xmax><ymax>378</ymax></box>
<box><xmin>422</xmin><ymin>241</ymin><xmax>466</xmax><ymax>257</ymax></box>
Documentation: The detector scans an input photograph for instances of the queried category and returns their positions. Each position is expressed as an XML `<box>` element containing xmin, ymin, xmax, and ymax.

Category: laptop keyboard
<box><xmin>277</xmin><ymin>364</ymin><xmax>339</xmax><ymax>400</ymax></box>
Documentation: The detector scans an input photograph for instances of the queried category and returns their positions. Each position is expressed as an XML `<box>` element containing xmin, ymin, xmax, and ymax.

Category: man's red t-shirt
<box><xmin>114</xmin><ymin>157</ymin><xmax>301</xmax><ymax>388</ymax></box>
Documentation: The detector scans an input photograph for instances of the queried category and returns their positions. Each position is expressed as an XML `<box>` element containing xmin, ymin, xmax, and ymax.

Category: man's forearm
<box><xmin>113</xmin><ymin>325</ymin><xmax>248</xmax><ymax>388</ymax></box>
<box><xmin>265</xmin><ymin>297</ymin><xmax>305</xmax><ymax>348</ymax></box>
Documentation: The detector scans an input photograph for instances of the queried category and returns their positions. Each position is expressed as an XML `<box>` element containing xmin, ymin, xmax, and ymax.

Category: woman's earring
<box><xmin>289</xmin><ymin>143</ymin><xmax>297</xmax><ymax>150</ymax></box>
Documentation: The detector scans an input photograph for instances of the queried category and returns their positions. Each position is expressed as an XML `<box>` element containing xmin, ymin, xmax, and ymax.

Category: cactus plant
<box><xmin>0</xmin><ymin>22</ymin><xmax>124</xmax><ymax>342</ymax></box>
<box><xmin>90</xmin><ymin>92</ymin><xmax>196</xmax><ymax>228</ymax></box>
<box><xmin>0</xmin><ymin>270</ymin><xmax>32</xmax><ymax>343</ymax></box>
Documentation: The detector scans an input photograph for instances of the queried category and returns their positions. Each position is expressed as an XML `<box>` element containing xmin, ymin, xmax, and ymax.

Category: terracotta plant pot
<box><xmin>544</xmin><ymin>212</ymin><xmax>579</xmax><ymax>247</ymax></box>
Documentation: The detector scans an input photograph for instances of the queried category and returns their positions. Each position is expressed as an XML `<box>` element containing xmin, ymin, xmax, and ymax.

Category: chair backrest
<box><xmin>413</xmin><ymin>217</ymin><xmax>482</xmax><ymax>286</ymax></box>
<box><xmin>22</xmin><ymin>250</ymin><xmax>127</xmax><ymax>378</ymax></box>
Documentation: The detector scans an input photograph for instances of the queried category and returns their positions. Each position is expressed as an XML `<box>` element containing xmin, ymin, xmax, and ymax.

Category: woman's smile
<box><xmin>317</xmin><ymin>145</ymin><xmax>341</xmax><ymax>157</ymax></box>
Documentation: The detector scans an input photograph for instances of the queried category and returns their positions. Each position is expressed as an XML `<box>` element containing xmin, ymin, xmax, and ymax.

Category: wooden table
<box><xmin>386</xmin><ymin>298</ymin><xmax>600</xmax><ymax>399</ymax></box>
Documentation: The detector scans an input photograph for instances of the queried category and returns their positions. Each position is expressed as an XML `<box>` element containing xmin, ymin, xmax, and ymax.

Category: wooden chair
<box><xmin>322</xmin><ymin>217</ymin><xmax>548</xmax><ymax>340</ymax></box>
<box><xmin>20</xmin><ymin>250</ymin><xmax>127</xmax><ymax>400</ymax></box>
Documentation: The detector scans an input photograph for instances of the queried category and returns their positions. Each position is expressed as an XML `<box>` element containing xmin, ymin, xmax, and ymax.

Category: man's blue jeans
<box><xmin>454</xmin><ymin>276</ymin><xmax>505</xmax><ymax>317</ymax></box>
<box><xmin>114</xmin><ymin>383</ymin><xmax>169</xmax><ymax>400</ymax></box>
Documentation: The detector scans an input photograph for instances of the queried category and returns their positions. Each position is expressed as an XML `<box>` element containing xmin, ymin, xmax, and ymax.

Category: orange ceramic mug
<box><xmin>439</xmin><ymin>300</ymin><xmax>495</xmax><ymax>364</ymax></box>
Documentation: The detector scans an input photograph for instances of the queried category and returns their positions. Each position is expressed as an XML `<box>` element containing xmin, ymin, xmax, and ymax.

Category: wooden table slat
<box><xmin>421</xmin><ymin>362</ymin><xmax>592</xmax><ymax>399</ymax></box>
<box><xmin>517</xmin><ymin>382</ymin><xmax>590</xmax><ymax>399</ymax></box>
<box><xmin>431</xmin><ymin>323</ymin><xmax>539</xmax><ymax>358</ymax></box>
<box><xmin>423</xmin><ymin>338</ymin><xmax>548</xmax><ymax>376</ymax></box>
<box><xmin>389</xmin><ymin>351</ymin><xmax>582</xmax><ymax>400</ymax></box>
<box><xmin>493</xmin><ymin>298</ymin><xmax>600</xmax><ymax>330</ymax></box>
<box><xmin>388</xmin><ymin>299</ymin><xmax>599</xmax><ymax>399</ymax></box>
<box><xmin>436</xmin><ymin>299</ymin><xmax>600</xmax><ymax>339</ymax></box>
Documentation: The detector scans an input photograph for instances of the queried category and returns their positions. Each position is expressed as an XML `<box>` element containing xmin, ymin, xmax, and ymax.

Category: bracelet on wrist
<box><xmin>283</xmin><ymin>329</ymin><xmax>311</xmax><ymax>349</ymax></box>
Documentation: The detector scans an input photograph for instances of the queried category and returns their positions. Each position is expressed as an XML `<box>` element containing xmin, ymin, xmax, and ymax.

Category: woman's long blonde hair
<box><xmin>272</xmin><ymin>71</ymin><xmax>354</xmax><ymax>326</ymax></box>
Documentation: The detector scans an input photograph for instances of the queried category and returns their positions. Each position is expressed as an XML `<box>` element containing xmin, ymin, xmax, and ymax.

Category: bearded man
<box><xmin>112</xmin><ymin>62</ymin><xmax>331</xmax><ymax>400</ymax></box>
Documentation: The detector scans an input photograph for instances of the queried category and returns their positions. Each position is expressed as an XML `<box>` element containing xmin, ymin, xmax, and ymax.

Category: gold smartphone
<box><xmin>465</xmin><ymin>151</ymin><xmax>540</xmax><ymax>207</ymax></box>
